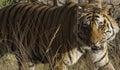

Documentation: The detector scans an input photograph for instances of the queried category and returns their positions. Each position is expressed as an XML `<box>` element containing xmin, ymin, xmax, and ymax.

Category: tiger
<box><xmin>0</xmin><ymin>1</ymin><xmax>119</xmax><ymax>70</ymax></box>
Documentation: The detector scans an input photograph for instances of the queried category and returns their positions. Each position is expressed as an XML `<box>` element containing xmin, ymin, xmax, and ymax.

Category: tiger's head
<box><xmin>74</xmin><ymin>5</ymin><xmax>119</xmax><ymax>50</ymax></box>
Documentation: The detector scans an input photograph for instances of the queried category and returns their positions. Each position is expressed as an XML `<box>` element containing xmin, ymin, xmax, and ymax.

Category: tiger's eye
<box><xmin>98</xmin><ymin>21</ymin><xmax>104</xmax><ymax>26</ymax></box>
<box><xmin>83</xmin><ymin>23</ymin><xmax>88</xmax><ymax>27</ymax></box>
<box><xmin>83</xmin><ymin>21</ymin><xmax>90</xmax><ymax>27</ymax></box>
<box><xmin>99</xmin><ymin>22</ymin><xmax>103</xmax><ymax>24</ymax></box>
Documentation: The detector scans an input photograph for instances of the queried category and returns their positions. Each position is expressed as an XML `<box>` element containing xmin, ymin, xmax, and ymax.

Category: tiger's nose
<box><xmin>91</xmin><ymin>42</ymin><xmax>102</xmax><ymax>50</ymax></box>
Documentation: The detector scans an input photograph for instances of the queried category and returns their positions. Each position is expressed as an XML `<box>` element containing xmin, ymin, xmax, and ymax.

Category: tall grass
<box><xmin>0</xmin><ymin>0</ymin><xmax>119</xmax><ymax>70</ymax></box>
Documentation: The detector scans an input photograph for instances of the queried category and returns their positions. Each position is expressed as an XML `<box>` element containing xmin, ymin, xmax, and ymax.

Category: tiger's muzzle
<box><xmin>90</xmin><ymin>42</ymin><xmax>104</xmax><ymax>50</ymax></box>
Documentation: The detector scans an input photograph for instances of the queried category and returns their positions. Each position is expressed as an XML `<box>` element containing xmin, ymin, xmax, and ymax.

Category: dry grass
<box><xmin>0</xmin><ymin>0</ymin><xmax>119</xmax><ymax>70</ymax></box>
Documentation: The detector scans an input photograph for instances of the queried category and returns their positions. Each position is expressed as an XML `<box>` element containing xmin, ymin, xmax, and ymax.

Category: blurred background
<box><xmin>0</xmin><ymin>0</ymin><xmax>119</xmax><ymax>70</ymax></box>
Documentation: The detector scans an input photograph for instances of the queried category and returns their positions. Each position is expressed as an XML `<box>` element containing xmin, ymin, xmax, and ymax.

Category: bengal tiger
<box><xmin>0</xmin><ymin>2</ymin><xmax>119</xmax><ymax>70</ymax></box>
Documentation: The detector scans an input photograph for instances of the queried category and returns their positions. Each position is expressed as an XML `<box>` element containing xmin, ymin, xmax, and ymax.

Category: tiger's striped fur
<box><xmin>0</xmin><ymin>2</ymin><xmax>119</xmax><ymax>70</ymax></box>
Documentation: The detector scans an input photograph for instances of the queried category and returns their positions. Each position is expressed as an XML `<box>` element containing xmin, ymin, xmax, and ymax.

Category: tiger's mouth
<box><xmin>91</xmin><ymin>43</ymin><xmax>104</xmax><ymax>50</ymax></box>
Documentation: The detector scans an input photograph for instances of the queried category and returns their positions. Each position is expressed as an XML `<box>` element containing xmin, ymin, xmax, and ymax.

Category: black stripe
<box><xmin>103</xmin><ymin>14</ymin><xmax>115</xmax><ymax>41</ymax></box>
<box><xmin>19</xmin><ymin>4</ymin><xmax>33</xmax><ymax>24</ymax></box>
<box><xmin>48</xmin><ymin>6</ymin><xmax>64</xmax><ymax>29</ymax></box>
<box><xmin>86</xmin><ymin>13</ymin><xmax>92</xmax><ymax>16</ymax></box>
<box><xmin>0</xmin><ymin>7</ymin><xmax>8</xmax><ymax>32</ymax></box>
<box><xmin>6</xmin><ymin>4</ymin><xmax>20</xmax><ymax>39</ymax></box>
<box><xmin>100</xmin><ymin>61</ymin><xmax>109</xmax><ymax>68</ymax></box>
<box><xmin>40</xmin><ymin>7</ymin><xmax>49</xmax><ymax>25</ymax></box>
<box><xmin>0</xmin><ymin>4</ymin><xmax>17</xmax><ymax>25</ymax></box>
<box><xmin>0</xmin><ymin>7</ymin><xmax>8</xmax><ymax>24</ymax></box>
<box><xmin>26</xmin><ymin>5</ymin><xmax>42</xmax><ymax>46</ymax></box>
<box><xmin>87</xmin><ymin>16</ymin><xmax>92</xmax><ymax>19</ymax></box>
<box><xmin>77</xmin><ymin>41</ymin><xmax>85</xmax><ymax>53</ymax></box>
<box><xmin>42</xmin><ymin>7</ymin><xmax>53</xmax><ymax>29</ymax></box>
<box><xmin>45</xmin><ymin>7</ymin><xmax>57</xmax><ymax>29</ymax></box>
<box><xmin>1</xmin><ymin>4</ymin><xmax>18</xmax><ymax>38</ymax></box>
<box><xmin>14</xmin><ymin>4</ymin><xmax>29</xmax><ymax>23</ymax></box>
<box><xmin>11</xmin><ymin>4</ymin><xmax>23</xmax><ymax>15</ymax></box>
<box><xmin>78</xmin><ymin>33</ymin><xmax>85</xmax><ymax>42</ymax></box>
<box><xmin>6</xmin><ymin>4</ymin><xmax>19</xmax><ymax>23</ymax></box>
<box><xmin>106</xmin><ymin>23</ymin><xmax>109</xmax><ymax>28</ymax></box>
<box><xmin>37</xmin><ymin>7</ymin><xmax>49</xmax><ymax>46</ymax></box>
<box><xmin>14</xmin><ymin>4</ymin><xmax>29</xmax><ymax>39</ymax></box>
<box><xmin>23</xmin><ymin>5</ymin><xmax>41</xmax><ymax>29</ymax></box>
<box><xmin>19</xmin><ymin>5</ymin><xmax>33</xmax><ymax>32</ymax></box>
<box><xmin>21</xmin><ymin>5</ymin><xmax>34</xmax><ymax>25</ymax></box>
<box><xmin>34</xmin><ymin>6</ymin><xmax>48</xmax><ymax>34</ymax></box>
<box><xmin>103</xmin><ymin>14</ymin><xmax>114</xmax><ymax>29</ymax></box>
<box><xmin>29</xmin><ymin>5</ymin><xmax>42</xmax><ymax>29</ymax></box>
<box><xmin>10</xmin><ymin>4</ymin><xmax>25</xmax><ymax>30</ymax></box>
<box><xmin>66</xmin><ymin>45</ymin><xmax>73</xmax><ymax>64</ymax></box>
<box><xmin>106</xmin><ymin>24</ymin><xmax>115</xmax><ymax>41</ymax></box>
<box><xmin>9</xmin><ymin>4</ymin><xmax>24</xmax><ymax>21</ymax></box>
<box><xmin>95</xmin><ymin>15</ymin><xmax>100</xmax><ymax>18</ymax></box>
<box><xmin>49</xmin><ymin>7</ymin><xmax>58</xmax><ymax>28</ymax></box>
<box><xmin>37</xmin><ymin>6</ymin><xmax>48</xmax><ymax>26</ymax></box>
<box><xmin>15</xmin><ymin>4</ymin><xmax>33</xmax><ymax>40</ymax></box>
<box><xmin>94</xmin><ymin>51</ymin><xmax>107</xmax><ymax>64</ymax></box>
<box><xmin>107</xmin><ymin>30</ymin><xmax>114</xmax><ymax>41</ymax></box>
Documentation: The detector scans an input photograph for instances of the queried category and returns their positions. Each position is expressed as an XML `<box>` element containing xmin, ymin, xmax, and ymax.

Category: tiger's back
<box><xmin>0</xmin><ymin>2</ymin><xmax>78</xmax><ymax>63</ymax></box>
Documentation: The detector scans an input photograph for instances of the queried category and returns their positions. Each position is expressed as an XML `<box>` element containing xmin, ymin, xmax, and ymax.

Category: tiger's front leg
<box><xmin>91</xmin><ymin>43</ymin><xmax>115</xmax><ymax>70</ymax></box>
<box><xmin>55</xmin><ymin>47</ymin><xmax>83</xmax><ymax>70</ymax></box>
<box><xmin>51</xmin><ymin>47</ymin><xmax>83</xmax><ymax>70</ymax></box>
<box><xmin>51</xmin><ymin>60</ymin><xmax>67</xmax><ymax>70</ymax></box>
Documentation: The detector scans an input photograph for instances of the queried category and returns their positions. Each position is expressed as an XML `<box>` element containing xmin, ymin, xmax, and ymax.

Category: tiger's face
<box><xmin>75</xmin><ymin>11</ymin><xmax>119</xmax><ymax>50</ymax></box>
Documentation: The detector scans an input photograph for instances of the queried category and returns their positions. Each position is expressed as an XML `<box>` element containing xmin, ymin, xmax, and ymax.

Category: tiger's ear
<box><xmin>102</xmin><ymin>4</ymin><xmax>112</xmax><ymax>14</ymax></box>
<box><xmin>77</xmin><ymin>5</ymin><xmax>84</xmax><ymax>14</ymax></box>
<box><xmin>77</xmin><ymin>3</ymin><xmax>101</xmax><ymax>13</ymax></box>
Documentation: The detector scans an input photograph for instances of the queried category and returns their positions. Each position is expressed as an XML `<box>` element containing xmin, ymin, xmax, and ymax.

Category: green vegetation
<box><xmin>0</xmin><ymin>0</ymin><xmax>13</xmax><ymax>8</ymax></box>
